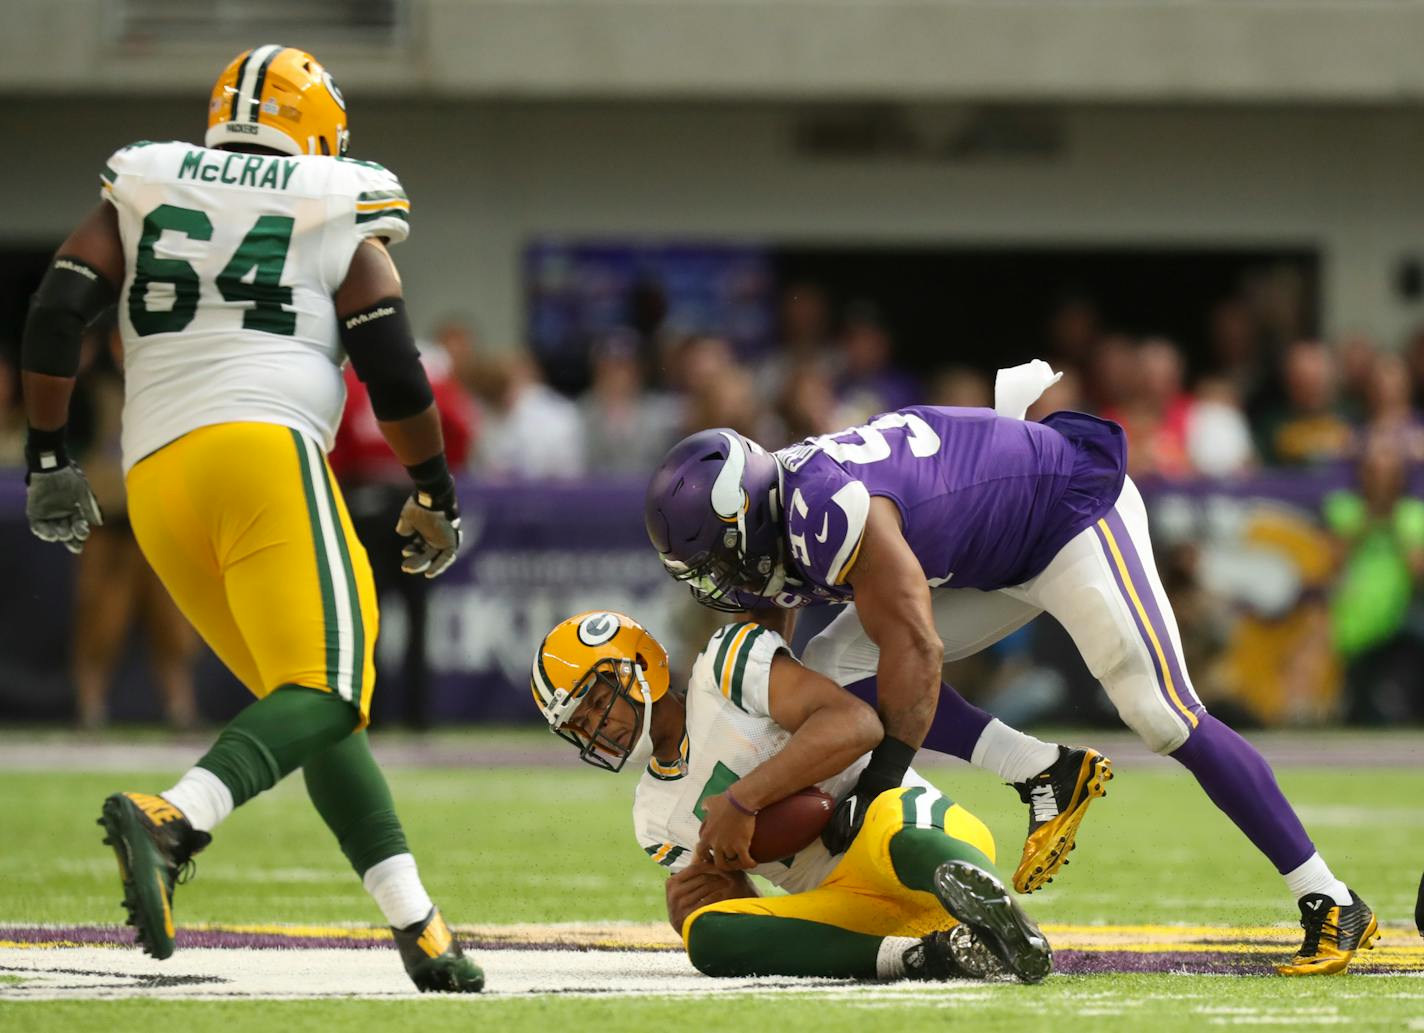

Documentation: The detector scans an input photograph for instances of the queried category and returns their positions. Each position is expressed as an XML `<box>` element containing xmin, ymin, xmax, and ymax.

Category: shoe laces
<box><xmin>1298</xmin><ymin>910</ymin><xmax>1338</xmax><ymax>956</ymax></box>
<box><xmin>175</xmin><ymin>857</ymin><xmax>199</xmax><ymax>885</ymax></box>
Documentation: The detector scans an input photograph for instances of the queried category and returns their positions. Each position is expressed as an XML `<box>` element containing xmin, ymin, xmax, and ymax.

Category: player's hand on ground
<box><xmin>665</xmin><ymin>860</ymin><xmax>755</xmax><ymax>933</ymax></box>
<box><xmin>395</xmin><ymin>487</ymin><xmax>461</xmax><ymax>578</ymax></box>
<box><xmin>26</xmin><ymin>464</ymin><xmax>103</xmax><ymax>555</ymax></box>
<box><xmin>694</xmin><ymin>793</ymin><xmax>757</xmax><ymax>871</ymax></box>
<box><xmin>820</xmin><ymin>788</ymin><xmax>870</xmax><ymax>855</ymax></box>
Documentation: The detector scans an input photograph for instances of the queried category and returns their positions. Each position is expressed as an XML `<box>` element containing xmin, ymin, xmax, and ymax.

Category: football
<box><xmin>748</xmin><ymin>786</ymin><xmax>837</xmax><ymax>862</ymax></box>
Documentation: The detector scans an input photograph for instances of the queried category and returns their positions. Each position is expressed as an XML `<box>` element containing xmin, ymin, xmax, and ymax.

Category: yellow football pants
<box><xmin>684</xmin><ymin>784</ymin><xmax>997</xmax><ymax>944</ymax></box>
<box><xmin>126</xmin><ymin>422</ymin><xmax>378</xmax><ymax>723</ymax></box>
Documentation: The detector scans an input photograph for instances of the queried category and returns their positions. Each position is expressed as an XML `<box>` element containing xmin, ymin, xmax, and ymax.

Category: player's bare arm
<box><xmin>697</xmin><ymin>653</ymin><xmax>882</xmax><ymax>870</ymax></box>
<box><xmin>335</xmin><ymin>238</ymin><xmax>461</xmax><ymax>578</ymax></box>
<box><xmin>844</xmin><ymin>496</ymin><xmax>943</xmax><ymax>748</ymax></box>
<box><xmin>20</xmin><ymin>202</ymin><xmax>124</xmax><ymax>553</ymax></box>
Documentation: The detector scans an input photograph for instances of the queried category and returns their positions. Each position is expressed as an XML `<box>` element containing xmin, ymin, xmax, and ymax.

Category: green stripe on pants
<box><xmin>899</xmin><ymin>786</ymin><xmax>925</xmax><ymax>826</ymax></box>
<box><xmin>292</xmin><ymin>430</ymin><xmax>340</xmax><ymax>694</ymax></box>
<box><xmin>928</xmin><ymin>794</ymin><xmax>952</xmax><ymax>829</ymax></box>
<box><xmin>314</xmin><ymin>451</ymin><xmax>365</xmax><ymax>704</ymax></box>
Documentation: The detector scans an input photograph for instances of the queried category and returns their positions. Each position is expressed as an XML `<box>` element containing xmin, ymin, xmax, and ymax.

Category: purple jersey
<box><xmin>766</xmin><ymin>406</ymin><xmax>1126</xmax><ymax>605</ymax></box>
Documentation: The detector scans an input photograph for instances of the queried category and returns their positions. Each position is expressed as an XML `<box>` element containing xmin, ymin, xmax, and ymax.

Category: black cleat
<box><xmin>392</xmin><ymin>908</ymin><xmax>485</xmax><ymax>993</ymax></box>
<box><xmin>1415</xmin><ymin>869</ymin><xmax>1423</xmax><ymax>938</ymax></box>
<box><xmin>97</xmin><ymin>793</ymin><xmax>210</xmax><ymax>960</ymax></box>
<box><xmin>1011</xmin><ymin>746</ymin><xmax>1111</xmax><ymax>893</ymax></box>
<box><xmin>903</xmin><ymin>924</ymin><xmax>1004</xmax><ymax>981</ymax></box>
<box><xmin>1277</xmin><ymin>889</ymin><xmax>1379</xmax><ymax>976</ymax></box>
<box><xmin>932</xmin><ymin>860</ymin><xmax>1053</xmax><ymax>984</ymax></box>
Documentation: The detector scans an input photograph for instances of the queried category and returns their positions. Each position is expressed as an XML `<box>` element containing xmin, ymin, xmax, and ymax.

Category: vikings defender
<box><xmin>532</xmin><ymin>610</ymin><xmax>1052</xmax><ymax>983</ymax></box>
<box><xmin>645</xmin><ymin>366</ymin><xmax>1377</xmax><ymax>976</ymax></box>
<box><xmin>20</xmin><ymin>46</ymin><xmax>481</xmax><ymax>991</ymax></box>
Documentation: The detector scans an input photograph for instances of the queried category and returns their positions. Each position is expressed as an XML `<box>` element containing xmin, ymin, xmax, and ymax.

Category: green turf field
<box><xmin>1</xmin><ymin>732</ymin><xmax>1421</xmax><ymax>1031</ymax></box>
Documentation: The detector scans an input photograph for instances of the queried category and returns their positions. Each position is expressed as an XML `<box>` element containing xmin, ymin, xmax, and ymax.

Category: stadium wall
<box><xmin>3</xmin><ymin>98</ymin><xmax>1422</xmax><ymax>346</ymax></box>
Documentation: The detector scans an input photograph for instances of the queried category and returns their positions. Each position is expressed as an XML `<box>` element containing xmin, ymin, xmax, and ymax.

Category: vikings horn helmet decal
<box><xmin>644</xmin><ymin>428</ymin><xmax>785</xmax><ymax>611</ymax></box>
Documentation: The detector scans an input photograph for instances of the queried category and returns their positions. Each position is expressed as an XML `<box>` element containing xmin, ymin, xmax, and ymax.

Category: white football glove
<box><xmin>26</xmin><ymin>464</ymin><xmax>103</xmax><ymax>555</ymax></box>
<box><xmin>994</xmin><ymin>359</ymin><xmax>1063</xmax><ymax>421</ymax></box>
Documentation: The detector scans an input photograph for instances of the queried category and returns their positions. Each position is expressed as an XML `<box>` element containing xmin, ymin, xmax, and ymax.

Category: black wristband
<box><xmin>856</xmin><ymin>735</ymin><xmax>918</xmax><ymax>798</ymax></box>
<box><xmin>24</xmin><ymin>425</ymin><xmax>70</xmax><ymax>476</ymax></box>
<box><xmin>405</xmin><ymin>453</ymin><xmax>456</xmax><ymax>512</ymax></box>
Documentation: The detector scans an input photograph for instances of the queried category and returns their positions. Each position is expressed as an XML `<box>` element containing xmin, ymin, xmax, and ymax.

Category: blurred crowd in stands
<box><xmin>2</xmin><ymin>271</ymin><xmax>1422</xmax><ymax>730</ymax></box>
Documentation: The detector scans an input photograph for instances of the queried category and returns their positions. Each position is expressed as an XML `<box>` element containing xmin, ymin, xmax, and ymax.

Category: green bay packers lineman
<box><xmin>531</xmin><ymin>611</ymin><xmax>1053</xmax><ymax>983</ymax></box>
<box><xmin>19</xmin><ymin>45</ymin><xmax>482</xmax><ymax>992</ymax></box>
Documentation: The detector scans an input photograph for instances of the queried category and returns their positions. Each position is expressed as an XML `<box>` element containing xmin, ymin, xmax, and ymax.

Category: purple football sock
<box><xmin>1169</xmin><ymin>713</ymin><xmax>1315</xmax><ymax>874</ymax></box>
<box><xmin>844</xmin><ymin>678</ymin><xmax>991</xmax><ymax>762</ymax></box>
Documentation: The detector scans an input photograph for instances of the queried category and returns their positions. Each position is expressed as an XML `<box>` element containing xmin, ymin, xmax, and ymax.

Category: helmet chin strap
<box><xmin>624</xmin><ymin>665</ymin><xmax>657</xmax><ymax>771</ymax></box>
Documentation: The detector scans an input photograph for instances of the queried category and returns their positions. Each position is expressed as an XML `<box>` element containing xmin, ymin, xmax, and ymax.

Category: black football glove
<box><xmin>821</xmin><ymin>736</ymin><xmax>917</xmax><ymax>855</ymax></box>
<box><xmin>396</xmin><ymin>474</ymin><xmax>461</xmax><ymax>579</ymax></box>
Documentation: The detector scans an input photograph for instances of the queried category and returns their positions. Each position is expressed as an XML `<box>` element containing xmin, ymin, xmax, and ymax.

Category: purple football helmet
<box><xmin>644</xmin><ymin>428</ymin><xmax>785</xmax><ymax>611</ymax></box>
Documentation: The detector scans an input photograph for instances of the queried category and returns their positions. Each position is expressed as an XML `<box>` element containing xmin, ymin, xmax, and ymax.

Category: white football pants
<box><xmin>801</xmin><ymin>476</ymin><xmax>1206</xmax><ymax>754</ymax></box>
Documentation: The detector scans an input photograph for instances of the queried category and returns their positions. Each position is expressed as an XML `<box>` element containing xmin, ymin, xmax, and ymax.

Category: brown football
<box><xmin>748</xmin><ymin>787</ymin><xmax>836</xmax><ymax>863</ymax></box>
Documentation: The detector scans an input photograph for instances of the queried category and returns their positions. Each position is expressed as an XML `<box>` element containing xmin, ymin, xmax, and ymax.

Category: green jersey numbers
<box><xmin>129</xmin><ymin>204</ymin><xmax>295</xmax><ymax>337</ymax></box>
<box><xmin>216</xmin><ymin>215</ymin><xmax>296</xmax><ymax>335</ymax></box>
<box><xmin>128</xmin><ymin>205</ymin><xmax>212</xmax><ymax>337</ymax></box>
<box><xmin>693</xmin><ymin>761</ymin><xmax>742</xmax><ymax>821</ymax></box>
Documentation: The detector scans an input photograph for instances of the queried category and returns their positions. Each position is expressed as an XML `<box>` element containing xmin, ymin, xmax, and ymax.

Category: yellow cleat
<box><xmin>1276</xmin><ymin>890</ymin><xmax>1379</xmax><ymax>976</ymax></box>
<box><xmin>1011</xmin><ymin>747</ymin><xmax>1112</xmax><ymax>894</ymax></box>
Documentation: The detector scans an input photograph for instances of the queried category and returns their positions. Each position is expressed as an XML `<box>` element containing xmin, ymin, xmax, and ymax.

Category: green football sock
<box><xmin>685</xmin><ymin>913</ymin><xmax>882</xmax><ymax>978</ymax></box>
<box><xmin>888</xmin><ymin>826</ymin><xmax>997</xmax><ymax>894</ymax></box>
<box><xmin>302</xmin><ymin>729</ymin><xmax>410</xmax><ymax>877</ymax></box>
<box><xmin>196</xmin><ymin>685</ymin><xmax>358</xmax><ymax>807</ymax></box>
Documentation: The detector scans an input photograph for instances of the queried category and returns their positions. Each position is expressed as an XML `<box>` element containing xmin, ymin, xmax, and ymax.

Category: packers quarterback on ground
<box><xmin>531</xmin><ymin>610</ymin><xmax>1053</xmax><ymax>984</ymax></box>
<box><xmin>19</xmin><ymin>45</ymin><xmax>482</xmax><ymax>992</ymax></box>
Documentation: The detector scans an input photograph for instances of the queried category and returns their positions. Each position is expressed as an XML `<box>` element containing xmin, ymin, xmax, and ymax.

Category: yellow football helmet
<box><xmin>205</xmin><ymin>44</ymin><xmax>349</xmax><ymax>157</ymax></box>
<box><xmin>531</xmin><ymin>611</ymin><xmax>671</xmax><ymax>772</ymax></box>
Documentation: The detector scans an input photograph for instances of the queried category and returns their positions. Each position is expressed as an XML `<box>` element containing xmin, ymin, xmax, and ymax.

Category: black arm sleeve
<box><xmin>338</xmin><ymin>296</ymin><xmax>434</xmax><ymax>421</ymax></box>
<box><xmin>21</xmin><ymin>256</ymin><xmax>117</xmax><ymax>378</ymax></box>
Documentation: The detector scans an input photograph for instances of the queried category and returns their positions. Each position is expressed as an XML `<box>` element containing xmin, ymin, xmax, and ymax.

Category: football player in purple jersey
<box><xmin>645</xmin><ymin>361</ymin><xmax>1377</xmax><ymax>976</ymax></box>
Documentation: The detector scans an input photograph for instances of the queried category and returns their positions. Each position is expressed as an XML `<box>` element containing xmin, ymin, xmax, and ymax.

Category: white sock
<box><xmin>970</xmin><ymin>719</ymin><xmax>1062</xmax><ymax>783</ymax></box>
<box><xmin>1283</xmin><ymin>852</ymin><xmax>1351</xmax><ymax>907</ymax></box>
<box><xmin>160</xmin><ymin>767</ymin><xmax>234</xmax><ymax>833</ymax></box>
<box><xmin>363</xmin><ymin>853</ymin><xmax>435</xmax><ymax>930</ymax></box>
<box><xmin>876</xmin><ymin>935</ymin><xmax>920</xmax><ymax>979</ymax></box>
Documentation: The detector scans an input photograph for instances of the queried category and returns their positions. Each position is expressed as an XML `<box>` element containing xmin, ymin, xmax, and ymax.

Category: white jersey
<box><xmin>632</xmin><ymin>621</ymin><xmax>932</xmax><ymax>894</ymax></box>
<box><xmin>99</xmin><ymin>140</ymin><xmax>411</xmax><ymax>471</ymax></box>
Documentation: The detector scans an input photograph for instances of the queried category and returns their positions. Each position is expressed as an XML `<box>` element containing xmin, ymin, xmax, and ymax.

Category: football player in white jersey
<box><xmin>531</xmin><ymin>611</ymin><xmax>1053</xmax><ymax>983</ymax></box>
<box><xmin>19</xmin><ymin>45</ymin><xmax>481</xmax><ymax>991</ymax></box>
